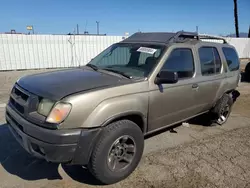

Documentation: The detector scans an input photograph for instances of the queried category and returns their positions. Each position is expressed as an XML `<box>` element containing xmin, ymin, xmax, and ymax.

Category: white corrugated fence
<box><xmin>225</xmin><ymin>37</ymin><xmax>250</xmax><ymax>59</ymax></box>
<box><xmin>0</xmin><ymin>34</ymin><xmax>249</xmax><ymax>71</ymax></box>
<box><xmin>0</xmin><ymin>34</ymin><xmax>125</xmax><ymax>71</ymax></box>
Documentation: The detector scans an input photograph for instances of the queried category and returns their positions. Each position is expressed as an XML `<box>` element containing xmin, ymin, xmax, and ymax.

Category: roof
<box><xmin>122</xmin><ymin>32</ymin><xmax>176</xmax><ymax>44</ymax></box>
<box><xmin>121</xmin><ymin>31</ymin><xmax>227</xmax><ymax>45</ymax></box>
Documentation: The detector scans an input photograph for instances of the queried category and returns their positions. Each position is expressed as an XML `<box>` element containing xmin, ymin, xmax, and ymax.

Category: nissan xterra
<box><xmin>6</xmin><ymin>31</ymin><xmax>240</xmax><ymax>184</ymax></box>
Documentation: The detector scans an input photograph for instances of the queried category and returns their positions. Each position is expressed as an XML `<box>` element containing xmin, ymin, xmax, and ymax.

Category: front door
<box><xmin>148</xmin><ymin>47</ymin><xmax>200</xmax><ymax>132</ymax></box>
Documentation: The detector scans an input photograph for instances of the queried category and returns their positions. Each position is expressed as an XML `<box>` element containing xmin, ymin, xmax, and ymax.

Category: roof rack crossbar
<box><xmin>198</xmin><ymin>35</ymin><xmax>227</xmax><ymax>44</ymax></box>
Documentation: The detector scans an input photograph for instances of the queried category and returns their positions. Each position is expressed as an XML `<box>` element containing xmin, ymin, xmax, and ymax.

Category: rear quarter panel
<box><xmin>216</xmin><ymin>44</ymin><xmax>240</xmax><ymax>99</ymax></box>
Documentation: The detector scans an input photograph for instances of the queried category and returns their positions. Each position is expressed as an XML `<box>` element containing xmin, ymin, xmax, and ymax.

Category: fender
<box><xmin>80</xmin><ymin>93</ymin><xmax>148</xmax><ymax>130</ymax></box>
<box><xmin>213</xmin><ymin>89</ymin><xmax>240</xmax><ymax>108</ymax></box>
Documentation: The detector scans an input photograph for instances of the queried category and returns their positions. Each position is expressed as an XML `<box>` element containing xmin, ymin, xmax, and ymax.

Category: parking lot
<box><xmin>0</xmin><ymin>69</ymin><xmax>250</xmax><ymax>188</ymax></box>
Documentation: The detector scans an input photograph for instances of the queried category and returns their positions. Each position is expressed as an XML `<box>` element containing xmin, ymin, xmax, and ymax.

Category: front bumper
<box><xmin>5</xmin><ymin>105</ymin><xmax>101</xmax><ymax>165</ymax></box>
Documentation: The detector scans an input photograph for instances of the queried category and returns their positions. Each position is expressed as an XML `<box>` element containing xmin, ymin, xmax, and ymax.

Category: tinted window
<box><xmin>199</xmin><ymin>47</ymin><xmax>222</xmax><ymax>75</ymax></box>
<box><xmin>88</xmin><ymin>43</ymin><xmax>165</xmax><ymax>78</ymax></box>
<box><xmin>222</xmin><ymin>47</ymin><xmax>240</xmax><ymax>71</ymax></box>
<box><xmin>162</xmin><ymin>48</ymin><xmax>194</xmax><ymax>79</ymax></box>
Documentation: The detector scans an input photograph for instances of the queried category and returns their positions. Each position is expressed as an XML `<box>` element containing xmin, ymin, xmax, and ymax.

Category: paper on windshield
<box><xmin>137</xmin><ymin>47</ymin><xmax>157</xmax><ymax>54</ymax></box>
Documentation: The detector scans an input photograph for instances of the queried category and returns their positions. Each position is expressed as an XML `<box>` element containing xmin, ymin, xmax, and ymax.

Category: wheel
<box><xmin>212</xmin><ymin>94</ymin><xmax>234</xmax><ymax>125</ymax></box>
<box><xmin>88</xmin><ymin>120</ymin><xmax>144</xmax><ymax>185</ymax></box>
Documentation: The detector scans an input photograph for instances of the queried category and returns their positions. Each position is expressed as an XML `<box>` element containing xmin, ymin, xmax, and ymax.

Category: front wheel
<box><xmin>88</xmin><ymin>120</ymin><xmax>144</xmax><ymax>185</ymax></box>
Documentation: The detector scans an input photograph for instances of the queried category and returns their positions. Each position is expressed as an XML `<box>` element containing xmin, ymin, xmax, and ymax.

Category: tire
<box><xmin>245</xmin><ymin>62</ymin><xmax>250</xmax><ymax>81</ymax></box>
<box><xmin>88</xmin><ymin>120</ymin><xmax>144</xmax><ymax>185</ymax></box>
<box><xmin>212</xmin><ymin>94</ymin><xmax>234</xmax><ymax>125</ymax></box>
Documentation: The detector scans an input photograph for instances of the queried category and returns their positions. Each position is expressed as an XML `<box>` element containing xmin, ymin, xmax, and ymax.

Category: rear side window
<box><xmin>162</xmin><ymin>48</ymin><xmax>194</xmax><ymax>79</ymax></box>
<box><xmin>222</xmin><ymin>47</ymin><xmax>240</xmax><ymax>71</ymax></box>
<box><xmin>198</xmin><ymin>47</ymin><xmax>222</xmax><ymax>75</ymax></box>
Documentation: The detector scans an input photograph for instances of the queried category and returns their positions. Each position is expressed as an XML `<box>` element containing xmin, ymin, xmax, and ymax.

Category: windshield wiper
<box><xmin>102</xmin><ymin>68</ymin><xmax>132</xmax><ymax>79</ymax></box>
<box><xmin>86</xmin><ymin>64</ymin><xmax>98</xmax><ymax>71</ymax></box>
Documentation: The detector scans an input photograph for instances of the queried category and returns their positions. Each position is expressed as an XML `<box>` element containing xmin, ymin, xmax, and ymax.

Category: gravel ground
<box><xmin>0</xmin><ymin>69</ymin><xmax>250</xmax><ymax>188</ymax></box>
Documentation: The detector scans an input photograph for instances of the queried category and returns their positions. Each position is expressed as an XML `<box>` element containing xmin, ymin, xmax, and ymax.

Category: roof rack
<box><xmin>198</xmin><ymin>34</ymin><xmax>227</xmax><ymax>44</ymax></box>
<box><xmin>169</xmin><ymin>31</ymin><xmax>199</xmax><ymax>43</ymax></box>
<box><xmin>121</xmin><ymin>31</ymin><xmax>227</xmax><ymax>44</ymax></box>
<box><xmin>170</xmin><ymin>31</ymin><xmax>228</xmax><ymax>44</ymax></box>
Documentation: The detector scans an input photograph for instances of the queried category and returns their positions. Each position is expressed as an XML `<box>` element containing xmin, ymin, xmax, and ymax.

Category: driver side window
<box><xmin>161</xmin><ymin>48</ymin><xmax>195</xmax><ymax>79</ymax></box>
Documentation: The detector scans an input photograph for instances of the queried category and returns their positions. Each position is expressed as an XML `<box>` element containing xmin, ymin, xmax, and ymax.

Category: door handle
<box><xmin>192</xmin><ymin>83</ymin><xmax>199</xmax><ymax>89</ymax></box>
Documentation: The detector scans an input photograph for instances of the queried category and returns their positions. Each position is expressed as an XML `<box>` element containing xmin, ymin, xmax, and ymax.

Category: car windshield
<box><xmin>86</xmin><ymin>43</ymin><xmax>166</xmax><ymax>79</ymax></box>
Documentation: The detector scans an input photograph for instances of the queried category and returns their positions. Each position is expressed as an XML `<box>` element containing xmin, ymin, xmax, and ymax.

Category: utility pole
<box><xmin>76</xmin><ymin>24</ymin><xmax>79</xmax><ymax>35</ymax></box>
<box><xmin>248</xmin><ymin>25</ymin><xmax>250</xmax><ymax>38</ymax></box>
<box><xmin>96</xmin><ymin>21</ymin><xmax>100</xmax><ymax>35</ymax></box>
<box><xmin>196</xmin><ymin>26</ymin><xmax>199</xmax><ymax>34</ymax></box>
<box><xmin>233</xmin><ymin>0</ymin><xmax>239</xmax><ymax>38</ymax></box>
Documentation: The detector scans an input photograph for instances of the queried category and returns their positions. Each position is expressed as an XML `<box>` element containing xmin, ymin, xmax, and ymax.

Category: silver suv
<box><xmin>6</xmin><ymin>31</ymin><xmax>240</xmax><ymax>184</ymax></box>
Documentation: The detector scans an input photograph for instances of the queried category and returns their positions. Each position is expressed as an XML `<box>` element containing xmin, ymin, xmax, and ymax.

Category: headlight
<box><xmin>37</xmin><ymin>98</ymin><xmax>55</xmax><ymax>116</ymax></box>
<box><xmin>46</xmin><ymin>102</ymin><xmax>72</xmax><ymax>124</ymax></box>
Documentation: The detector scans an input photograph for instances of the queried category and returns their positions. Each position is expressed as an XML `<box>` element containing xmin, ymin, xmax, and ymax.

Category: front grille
<box><xmin>10</xmin><ymin>97</ymin><xmax>25</xmax><ymax>114</ymax></box>
<box><xmin>13</xmin><ymin>87</ymin><xmax>29</xmax><ymax>101</ymax></box>
<box><xmin>9</xmin><ymin>85</ymin><xmax>31</xmax><ymax>115</ymax></box>
<box><xmin>8</xmin><ymin>84</ymin><xmax>39</xmax><ymax>116</ymax></box>
<box><xmin>8</xmin><ymin>84</ymin><xmax>55</xmax><ymax>129</ymax></box>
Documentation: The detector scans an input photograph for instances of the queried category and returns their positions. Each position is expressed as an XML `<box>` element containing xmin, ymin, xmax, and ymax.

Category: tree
<box><xmin>233</xmin><ymin>0</ymin><xmax>239</xmax><ymax>38</ymax></box>
<box><xmin>248</xmin><ymin>26</ymin><xmax>250</xmax><ymax>38</ymax></box>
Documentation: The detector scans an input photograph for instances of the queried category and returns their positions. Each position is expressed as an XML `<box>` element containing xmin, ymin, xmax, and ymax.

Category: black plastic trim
<box><xmin>71</xmin><ymin>128</ymin><xmax>102</xmax><ymax>165</ymax></box>
<box><xmin>100</xmin><ymin>111</ymin><xmax>147</xmax><ymax>133</ymax></box>
<box><xmin>7</xmin><ymin>121</ymin><xmax>78</xmax><ymax>163</ymax></box>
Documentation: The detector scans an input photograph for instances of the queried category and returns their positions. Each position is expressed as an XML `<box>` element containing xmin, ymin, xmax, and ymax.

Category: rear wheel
<box><xmin>212</xmin><ymin>94</ymin><xmax>233</xmax><ymax>125</ymax></box>
<box><xmin>216</xmin><ymin>102</ymin><xmax>231</xmax><ymax>125</ymax></box>
<box><xmin>88</xmin><ymin>120</ymin><xmax>144</xmax><ymax>185</ymax></box>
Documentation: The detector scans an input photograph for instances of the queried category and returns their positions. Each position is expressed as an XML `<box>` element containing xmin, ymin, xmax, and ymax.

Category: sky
<box><xmin>0</xmin><ymin>0</ymin><xmax>249</xmax><ymax>36</ymax></box>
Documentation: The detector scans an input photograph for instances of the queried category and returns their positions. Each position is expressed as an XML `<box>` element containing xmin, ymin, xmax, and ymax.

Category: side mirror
<box><xmin>154</xmin><ymin>70</ymin><xmax>178</xmax><ymax>84</ymax></box>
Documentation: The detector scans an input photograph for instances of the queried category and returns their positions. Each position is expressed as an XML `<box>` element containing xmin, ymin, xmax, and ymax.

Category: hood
<box><xmin>17</xmin><ymin>68</ymin><xmax>131</xmax><ymax>101</ymax></box>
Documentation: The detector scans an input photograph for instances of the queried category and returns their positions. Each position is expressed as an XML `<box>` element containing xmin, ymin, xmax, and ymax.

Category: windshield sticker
<box><xmin>137</xmin><ymin>47</ymin><xmax>157</xmax><ymax>54</ymax></box>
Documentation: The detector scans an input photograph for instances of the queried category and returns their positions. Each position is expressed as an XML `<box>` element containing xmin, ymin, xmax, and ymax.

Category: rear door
<box><xmin>192</xmin><ymin>44</ymin><xmax>226</xmax><ymax>112</ymax></box>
